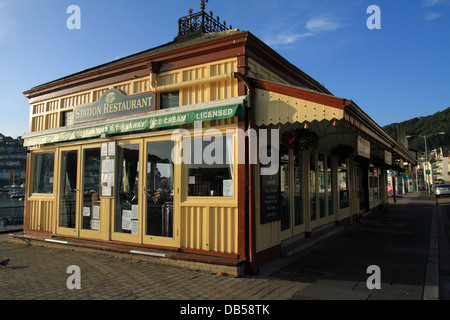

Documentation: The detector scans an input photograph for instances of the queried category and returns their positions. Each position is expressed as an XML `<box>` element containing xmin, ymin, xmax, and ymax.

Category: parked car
<box><xmin>435</xmin><ymin>184</ymin><xmax>450</xmax><ymax>198</ymax></box>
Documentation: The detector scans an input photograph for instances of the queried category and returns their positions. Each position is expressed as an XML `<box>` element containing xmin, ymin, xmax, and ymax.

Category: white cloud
<box><xmin>306</xmin><ymin>16</ymin><xmax>341</xmax><ymax>33</ymax></box>
<box><xmin>263</xmin><ymin>14</ymin><xmax>342</xmax><ymax>48</ymax></box>
<box><xmin>264</xmin><ymin>32</ymin><xmax>313</xmax><ymax>47</ymax></box>
<box><xmin>423</xmin><ymin>0</ymin><xmax>441</xmax><ymax>6</ymax></box>
<box><xmin>425</xmin><ymin>11</ymin><xmax>442</xmax><ymax>20</ymax></box>
<box><xmin>0</xmin><ymin>2</ymin><xmax>16</xmax><ymax>44</ymax></box>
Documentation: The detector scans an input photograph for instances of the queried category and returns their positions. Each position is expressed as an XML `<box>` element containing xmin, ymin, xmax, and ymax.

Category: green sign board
<box><xmin>23</xmin><ymin>103</ymin><xmax>244</xmax><ymax>147</ymax></box>
<box><xmin>74</xmin><ymin>89</ymin><xmax>155</xmax><ymax>124</ymax></box>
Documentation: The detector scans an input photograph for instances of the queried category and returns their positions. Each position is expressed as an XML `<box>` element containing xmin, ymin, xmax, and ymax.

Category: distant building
<box><xmin>0</xmin><ymin>134</ymin><xmax>27</xmax><ymax>187</ymax></box>
<box><xmin>430</xmin><ymin>146</ymin><xmax>450</xmax><ymax>184</ymax></box>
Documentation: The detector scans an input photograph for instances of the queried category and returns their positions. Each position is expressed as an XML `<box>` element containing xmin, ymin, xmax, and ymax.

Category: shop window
<box><xmin>188</xmin><ymin>135</ymin><xmax>234</xmax><ymax>197</ymax></box>
<box><xmin>327</xmin><ymin>156</ymin><xmax>334</xmax><ymax>216</ymax></box>
<box><xmin>338</xmin><ymin>168</ymin><xmax>350</xmax><ymax>209</ymax></box>
<box><xmin>369</xmin><ymin>168</ymin><xmax>379</xmax><ymax>204</ymax></box>
<box><xmin>310</xmin><ymin>152</ymin><xmax>316</xmax><ymax>221</ymax></box>
<box><xmin>280</xmin><ymin>154</ymin><xmax>290</xmax><ymax>231</ymax></box>
<box><xmin>32</xmin><ymin>152</ymin><xmax>54</xmax><ymax>194</ymax></box>
<box><xmin>318</xmin><ymin>153</ymin><xmax>326</xmax><ymax>218</ymax></box>
<box><xmin>294</xmin><ymin>153</ymin><xmax>303</xmax><ymax>226</ymax></box>
<box><xmin>160</xmin><ymin>91</ymin><xmax>180</xmax><ymax>109</ymax></box>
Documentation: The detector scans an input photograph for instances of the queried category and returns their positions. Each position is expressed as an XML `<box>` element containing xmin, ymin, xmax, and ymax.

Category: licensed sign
<box><xmin>74</xmin><ymin>89</ymin><xmax>155</xmax><ymax>124</ymax></box>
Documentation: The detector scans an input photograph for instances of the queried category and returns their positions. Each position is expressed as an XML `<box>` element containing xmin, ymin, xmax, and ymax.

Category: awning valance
<box><xmin>252</xmin><ymin>80</ymin><xmax>345</xmax><ymax>126</ymax></box>
<box><xmin>23</xmin><ymin>97</ymin><xmax>247</xmax><ymax>147</ymax></box>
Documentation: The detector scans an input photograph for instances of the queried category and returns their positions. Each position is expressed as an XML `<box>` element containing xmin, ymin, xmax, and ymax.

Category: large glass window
<box><xmin>318</xmin><ymin>153</ymin><xmax>326</xmax><ymax>218</ymax></box>
<box><xmin>280</xmin><ymin>155</ymin><xmax>290</xmax><ymax>232</ymax></box>
<box><xmin>294</xmin><ymin>153</ymin><xmax>303</xmax><ymax>226</ymax></box>
<box><xmin>310</xmin><ymin>152</ymin><xmax>316</xmax><ymax>221</ymax></box>
<box><xmin>115</xmin><ymin>144</ymin><xmax>140</xmax><ymax>234</ymax></box>
<box><xmin>32</xmin><ymin>153</ymin><xmax>54</xmax><ymax>194</ymax></box>
<box><xmin>327</xmin><ymin>156</ymin><xmax>334</xmax><ymax>216</ymax></box>
<box><xmin>369</xmin><ymin>167</ymin><xmax>379</xmax><ymax>204</ymax></box>
<box><xmin>81</xmin><ymin>148</ymin><xmax>101</xmax><ymax>231</ymax></box>
<box><xmin>188</xmin><ymin>135</ymin><xmax>234</xmax><ymax>197</ymax></box>
<box><xmin>146</xmin><ymin>141</ymin><xmax>174</xmax><ymax>238</ymax></box>
<box><xmin>59</xmin><ymin>150</ymin><xmax>78</xmax><ymax>229</ymax></box>
<box><xmin>338</xmin><ymin>166</ymin><xmax>350</xmax><ymax>209</ymax></box>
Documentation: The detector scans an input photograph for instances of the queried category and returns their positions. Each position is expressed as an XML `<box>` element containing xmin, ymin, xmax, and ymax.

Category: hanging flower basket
<box><xmin>280</xmin><ymin>128</ymin><xmax>319</xmax><ymax>154</ymax></box>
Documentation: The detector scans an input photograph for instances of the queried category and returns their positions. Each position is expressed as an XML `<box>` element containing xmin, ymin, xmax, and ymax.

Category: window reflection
<box><xmin>188</xmin><ymin>136</ymin><xmax>234</xmax><ymax>197</ymax></box>
<box><xmin>146</xmin><ymin>141</ymin><xmax>174</xmax><ymax>238</ymax></box>
<box><xmin>82</xmin><ymin>148</ymin><xmax>101</xmax><ymax>231</ymax></box>
<box><xmin>339</xmin><ymin>168</ymin><xmax>349</xmax><ymax>209</ymax></box>
<box><xmin>32</xmin><ymin>153</ymin><xmax>54</xmax><ymax>194</ymax></box>
<box><xmin>115</xmin><ymin>144</ymin><xmax>140</xmax><ymax>234</ymax></box>
<box><xmin>280</xmin><ymin>155</ymin><xmax>290</xmax><ymax>231</ymax></box>
<box><xmin>59</xmin><ymin>150</ymin><xmax>78</xmax><ymax>229</ymax></box>
<box><xmin>310</xmin><ymin>152</ymin><xmax>316</xmax><ymax>221</ymax></box>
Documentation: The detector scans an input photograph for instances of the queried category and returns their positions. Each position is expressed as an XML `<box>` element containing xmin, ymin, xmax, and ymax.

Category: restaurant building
<box><xmin>18</xmin><ymin>3</ymin><xmax>416</xmax><ymax>276</ymax></box>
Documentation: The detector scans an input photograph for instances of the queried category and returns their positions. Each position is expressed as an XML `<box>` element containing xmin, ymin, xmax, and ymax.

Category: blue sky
<box><xmin>0</xmin><ymin>0</ymin><xmax>449</xmax><ymax>138</ymax></box>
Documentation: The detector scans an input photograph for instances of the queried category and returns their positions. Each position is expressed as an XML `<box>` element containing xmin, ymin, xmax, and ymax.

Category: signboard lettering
<box><xmin>74</xmin><ymin>89</ymin><xmax>155</xmax><ymax>124</ymax></box>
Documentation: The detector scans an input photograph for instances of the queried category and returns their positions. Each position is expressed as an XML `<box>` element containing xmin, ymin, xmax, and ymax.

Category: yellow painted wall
<box><xmin>28</xmin><ymin>58</ymin><xmax>239</xmax><ymax>133</ymax></box>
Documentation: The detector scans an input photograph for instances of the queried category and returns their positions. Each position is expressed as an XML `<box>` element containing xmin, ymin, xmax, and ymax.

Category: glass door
<box><xmin>79</xmin><ymin>146</ymin><xmax>102</xmax><ymax>238</ymax></box>
<box><xmin>280</xmin><ymin>149</ymin><xmax>306</xmax><ymax>240</ymax></box>
<box><xmin>143</xmin><ymin>137</ymin><xmax>180</xmax><ymax>247</ymax></box>
<box><xmin>112</xmin><ymin>140</ymin><xmax>143</xmax><ymax>243</ymax></box>
<box><xmin>57</xmin><ymin>145</ymin><xmax>103</xmax><ymax>238</ymax></box>
<box><xmin>58</xmin><ymin>147</ymin><xmax>80</xmax><ymax>236</ymax></box>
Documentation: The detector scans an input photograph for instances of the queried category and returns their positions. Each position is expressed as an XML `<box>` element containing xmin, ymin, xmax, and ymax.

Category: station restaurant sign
<box><xmin>74</xmin><ymin>89</ymin><xmax>156</xmax><ymax>124</ymax></box>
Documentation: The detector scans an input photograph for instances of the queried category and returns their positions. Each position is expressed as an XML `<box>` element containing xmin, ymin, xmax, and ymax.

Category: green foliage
<box><xmin>382</xmin><ymin>107</ymin><xmax>450</xmax><ymax>152</ymax></box>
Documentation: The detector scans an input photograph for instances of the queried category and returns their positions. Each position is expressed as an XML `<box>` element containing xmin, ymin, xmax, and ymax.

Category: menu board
<box><xmin>260</xmin><ymin>168</ymin><xmax>280</xmax><ymax>224</ymax></box>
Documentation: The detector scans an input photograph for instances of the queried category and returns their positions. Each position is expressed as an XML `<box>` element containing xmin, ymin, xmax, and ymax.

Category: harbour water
<box><xmin>0</xmin><ymin>194</ymin><xmax>24</xmax><ymax>219</ymax></box>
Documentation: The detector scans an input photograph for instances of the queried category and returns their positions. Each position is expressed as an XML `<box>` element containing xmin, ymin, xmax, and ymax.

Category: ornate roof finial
<box><xmin>201</xmin><ymin>0</ymin><xmax>208</xmax><ymax>11</ymax></box>
<box><xmin>177</xmin><ymin>0</ymin><xmax>234</xmax><ymax>40</ymax></box>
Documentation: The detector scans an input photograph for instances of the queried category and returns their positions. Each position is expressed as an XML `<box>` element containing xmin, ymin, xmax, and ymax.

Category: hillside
<box><xmin>382</xmin><ymin>107</ymin><xmax>450</xmax><ymax>153</ymax></box>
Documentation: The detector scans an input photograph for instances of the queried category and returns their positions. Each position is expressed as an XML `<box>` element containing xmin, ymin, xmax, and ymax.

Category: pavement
<box><xmin>0</xmin><ymin>191</ymin><xmax>448</xmax><ymax>305</ymax></box>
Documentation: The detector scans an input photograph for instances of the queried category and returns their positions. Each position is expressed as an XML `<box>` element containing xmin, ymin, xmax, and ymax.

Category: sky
<box><xmin>0</xmin><ymin>0</ymin><xmax>449</xmax><ymax>139</ymax></box>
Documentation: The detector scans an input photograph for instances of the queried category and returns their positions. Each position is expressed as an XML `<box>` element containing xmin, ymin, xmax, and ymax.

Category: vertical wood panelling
<box><xmin>26</xmin><ymin>199</ymin><xmax>54</xmax><ymax>232</ymax></box>
<box><xmin>181</xmin><ymin>204</ymin><xmax>238</xmax><ymax>254</ymax></box>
